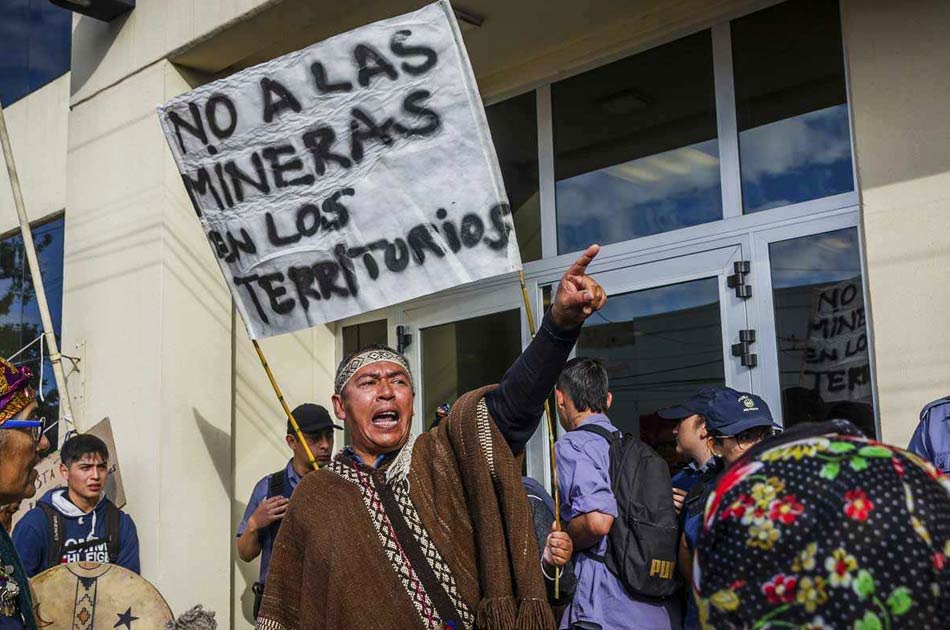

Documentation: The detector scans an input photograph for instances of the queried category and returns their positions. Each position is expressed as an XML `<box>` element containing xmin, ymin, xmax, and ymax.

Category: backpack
<box><xmin>263</xmin><ymin>469</ymin><xmax>291</xmax><ymax>541</ymax></box>
<box><xmin>38</xmin><ymin>500</ymin><xmax>121</xmax><ymax>569</ymax></box>
<box><xmin>267</xmin><ymin>470</ymin><xmax>286</xmax><ymax>498</ymax></box>
<box><xmin>571</xmin><ymin>424</ymin><xmax>681</xmax><ymax>599</ymax></box>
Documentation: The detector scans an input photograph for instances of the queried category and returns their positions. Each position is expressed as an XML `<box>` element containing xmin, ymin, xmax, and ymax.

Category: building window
<box><xmin>769</xmin><ymin>228</ymin><xmax>874</xmax><ymax>436</ymax></box>
<box><xmin>552</xmin><ymin>30</ymin><xmax>721</xmax><ymax>253</ymax></box>
<box><xmin>486</xmin><ymin>93</ymin><xmax>542</xmax><ymax>263</ymax></box>
<box><xmin>732</xmin><ymin>0</ymin><xmax>853</xmax><ymax>213</ymax></box>
<box><xmin>342</xmin><ymin>319</ymin><xmax>388</xmax><ymax>357</ymax></box>
<box><xmin>0</xmin><ymin>0</ymin><xmax>71</xmax><ymax>105</ymax></box>
<box><xmin>0</xmin><ymin>217</ymin><xmax>65</xmax><ymax>448</ymax></box>
<box><xmin>574</xmin><ymin>278</ymin><xmax>725</xmax><ymax>456</ymax></box>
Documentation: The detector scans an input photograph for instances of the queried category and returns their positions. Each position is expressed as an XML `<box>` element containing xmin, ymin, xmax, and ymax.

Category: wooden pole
<box><xmin>0</xmin><ymin>99</ymin><xmax>77</xmax><ymax>431</ymax></box>
<box><xmin>518</xmin><ymin>270</ymin><xmax>562</xmax><ymax>598</ymax></box>
<box><xmin>251</xmin><ymin>339</ymin><xmax>319</xmax><ymax>471</ymax></box>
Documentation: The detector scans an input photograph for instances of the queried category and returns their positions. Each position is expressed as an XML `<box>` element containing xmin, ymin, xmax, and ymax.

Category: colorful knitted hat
<box><xmin>0</xmin><ymin>359</ymin><xmax>35</xmax><ymax>424</ymax></box>
<box><xmin>695</xmin><ymin>425</ymin><xmax>950</xmax><ymax>629</ymax></box>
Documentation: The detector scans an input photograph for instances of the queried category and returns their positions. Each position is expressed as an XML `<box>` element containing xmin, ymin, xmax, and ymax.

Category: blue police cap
<box><xmin>657</xmin><ymin>386</ymin><xmax>722</xmax><ymax>421</ymax></box>
<box><xmin>705</xmin><ymin>387</ymin><xmax>779</xmax><ymax>436</ymax></box>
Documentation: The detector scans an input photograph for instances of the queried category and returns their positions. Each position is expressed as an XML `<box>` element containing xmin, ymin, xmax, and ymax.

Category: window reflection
<box><xmin>732</xmin><ymin>0</ymin><xmax>854</xmax><ymax>212</ymax></box>
<box><xmin>0</xmin><ymin>217</ymin><xmax>65</xmax><ymax>449</ymax></box>
<box><xmin>421</xmin><ymin>310</ymin><xmax>520</xmax><ymax>430</ymax></box>
<box><xmin>769</xmin><ymin>228</ymin><xmax>875</xmax><ymax>436</ymax></box>
<box><xmin>553</xmin><ymin>31</ymin><xmax>721</xmax><ymax>253</ymax></box>
<box><xmin>0</xmin><ymin>0</ymin><xmax>71</xmax><ymax>106</ymax></box>
<box><xmin>486</xmin><ymin>93</ymin><xmax>541</xmax><ymax>263</ymax></box>
<box><xmin>575</xmin><ymin>278</ymin><xmax>725</xmax><ymax>462</ymax></box>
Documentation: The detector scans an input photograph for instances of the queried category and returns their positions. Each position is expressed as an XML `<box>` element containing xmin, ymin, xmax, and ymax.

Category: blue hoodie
<box><xmin>11</xmin><ymin>488</ymin><xmax>139</xmax><ymax>578</ymax></box>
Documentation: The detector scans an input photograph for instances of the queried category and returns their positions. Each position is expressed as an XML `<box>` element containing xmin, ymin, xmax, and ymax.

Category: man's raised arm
<box><xmin>486</xmin><ymin>244</ymin><xmax>607</xmax><ymax>452</ymax></box>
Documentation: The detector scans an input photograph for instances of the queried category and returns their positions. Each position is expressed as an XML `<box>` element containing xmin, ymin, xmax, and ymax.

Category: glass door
<box><xmin>398</xmin><ymin>282</ymin><xmax>527</xmax><ymax>436</ymax></box>
<box><xmin>553</xmin><ymin>243</ymin><xmax>754</xmax><ymax>463</ymax></box>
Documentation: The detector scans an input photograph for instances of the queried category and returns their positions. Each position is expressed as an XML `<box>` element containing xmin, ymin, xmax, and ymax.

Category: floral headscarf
<box><xmin>695</xmin><ymin>430</ymin><xmax>950</xmax><ymax>629</ymax></box>
<box><xmin>0</xmin><ymin>359</ymin><xmax>34</xmax><ymax>424</ymax></box>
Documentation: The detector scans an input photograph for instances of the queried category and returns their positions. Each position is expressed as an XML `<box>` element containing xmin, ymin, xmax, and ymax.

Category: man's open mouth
<box><xmin>372</xmin><ymin>410</ymin><xmax>399</xmax><ymax>429</ymax></box>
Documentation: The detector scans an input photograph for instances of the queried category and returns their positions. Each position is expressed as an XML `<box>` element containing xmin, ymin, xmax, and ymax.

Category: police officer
<box><xmin>236</xmin><ymin>404</ymin><xmax>340</xmax><ymax>619</ymax></box>
<box><xmin>678</xmin><ymin>388</ymin><xmax>779</xmax><ymax>630</ymax></box>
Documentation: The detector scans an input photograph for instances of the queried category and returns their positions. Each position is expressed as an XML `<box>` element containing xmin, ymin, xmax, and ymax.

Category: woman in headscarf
<box><xmin>0</xmin><ymin>359</ymin><xmax>49</xmax><ymax>630</ymax></box>
<box><xmin>694</xmin><ymin>420</ymin><xmax>950</xmax><ymax>628</ymax></box>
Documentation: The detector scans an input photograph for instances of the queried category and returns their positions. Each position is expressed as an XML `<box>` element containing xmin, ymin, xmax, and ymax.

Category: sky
<box><xmin>0</xmin><ymin>0</ymin><xmax>71</xmax><ymax>106</ymax></box>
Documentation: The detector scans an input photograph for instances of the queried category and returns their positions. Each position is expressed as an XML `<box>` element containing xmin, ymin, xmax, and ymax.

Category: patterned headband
<box><xmin>334</xmin><ymin>348</ymin><xmax>412</xmax><ymax>395</ymax></box>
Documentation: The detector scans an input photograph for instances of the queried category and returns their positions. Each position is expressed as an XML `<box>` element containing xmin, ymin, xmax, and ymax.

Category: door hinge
<box><xmin>732</xmin><ymin>329</ymin><xmax>757</xmax><ymax>368</ymax></box>
<box><xmin>727</xmin><ymin>261</ymin><xmax>752</xmax><ymax>299</ymax></box>
<box><xmin>396</xmin><ymin>325</ymin><xmax>413</xmax><ymax>354</ymax></box>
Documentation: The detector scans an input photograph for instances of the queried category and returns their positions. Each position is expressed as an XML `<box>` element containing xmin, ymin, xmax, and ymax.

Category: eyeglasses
<box><xmin>1</xmin><ymin>416</ymin><xmax>47</xmax><ymax>444</ymax></box>
<box><xmin>715</xmin><ymin>429</ymin><xmax>774</xmax><ymax>450</ymax></box>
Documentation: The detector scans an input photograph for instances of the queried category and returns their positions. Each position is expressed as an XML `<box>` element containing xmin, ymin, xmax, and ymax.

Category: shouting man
<box><xmin>0</xmin><ymin>360</ymin><xmax>50</xmax><ymax>630</ymax></box>
<box><xmin>14</xmin><ymin>433</ymin><xmax>139</xmax><ymax>577</ymax></box>
<box><xmin>258</xmin><ymin>245</ymin><xmax>606</xmax><ymax>630</ymax></box>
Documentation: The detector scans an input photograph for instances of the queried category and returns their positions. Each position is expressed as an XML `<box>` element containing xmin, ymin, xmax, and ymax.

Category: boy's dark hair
<box><xmin>61</xmin><ymin>433</ymin><xmax>109</xmax><ymax>467</ymax></box>
<box><xmin>556</xmin><ymin>357</ymin><xmax>610</xmax><ymax>414</ymax></box>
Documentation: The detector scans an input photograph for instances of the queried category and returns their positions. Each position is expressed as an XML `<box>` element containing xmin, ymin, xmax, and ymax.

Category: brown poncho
<box><xmin>256</xmin><ymin>386</ymin><xmax>554</xmax><ymax>630</ymax></box>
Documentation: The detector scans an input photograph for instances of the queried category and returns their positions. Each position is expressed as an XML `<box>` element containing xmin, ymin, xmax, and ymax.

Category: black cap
<box><xmin>287</xmin><ymin>403</ymin><xmax>342</xmax><ymax>435</ymax></box>
<box><xmin>657</xmin><ymin>386</ymin><xmax>721</xmax><ymax>421</ymax></box>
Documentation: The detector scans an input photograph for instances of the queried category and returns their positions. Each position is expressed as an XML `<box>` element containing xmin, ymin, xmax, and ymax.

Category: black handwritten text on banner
<box><xmin>801</xmin><ymin>278</ymin><xmax>871</xmax><ymax>401</ymax></box>
<box><xmin>157</xmin><ymin>1</ymin><xmax>520</xmax><ymax>338</ymax></box>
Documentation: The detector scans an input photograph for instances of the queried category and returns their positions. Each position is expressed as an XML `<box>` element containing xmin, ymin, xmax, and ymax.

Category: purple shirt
<box><xmin>556</xmin><ymin>415</ymin><xmax>676</xmax><ymax>630</ymax></box>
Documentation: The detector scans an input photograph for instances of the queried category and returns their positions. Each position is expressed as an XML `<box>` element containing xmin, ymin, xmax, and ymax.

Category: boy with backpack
<box><xmin>13</xmin><ymin>433</ymin><xmax>139</xmax><ymax>577</ymax></box>
<box><xmin>554</xmin><ymin>357</ymin><xmax>680</xmax><ymax>630</ymax></box>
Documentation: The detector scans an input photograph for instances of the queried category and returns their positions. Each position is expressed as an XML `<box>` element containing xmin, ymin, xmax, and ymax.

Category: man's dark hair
<box><xmin>556</xmin><ymin>357</ymin><xmax>610</xmax><ymax>413</ymax></box>
<box><xmin>61</xmin><ymin>434</ymin><xmax>109</xmax><ymax>467</ymax></box>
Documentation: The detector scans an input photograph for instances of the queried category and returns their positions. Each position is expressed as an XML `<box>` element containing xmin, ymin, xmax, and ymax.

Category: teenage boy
<box><xmin>13</xmin><ymin>433</ymin><xmax>139</xmax><ymax>577</ymax></box>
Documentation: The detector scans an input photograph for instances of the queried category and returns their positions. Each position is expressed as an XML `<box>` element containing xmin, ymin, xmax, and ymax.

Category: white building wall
<box><xmin>841</xmin><ymin>0</ymin><xmax>950</xmax><ymax>444</ymax></box>
<box><xmin>61</xmin><ymin>59</ymin><xmax>235</xmax><ymax>619</ymax></box>
<box><xmin>0</xmin><ymin>73</ymin><xmax>70</xmax><ymax>232</ymax></box>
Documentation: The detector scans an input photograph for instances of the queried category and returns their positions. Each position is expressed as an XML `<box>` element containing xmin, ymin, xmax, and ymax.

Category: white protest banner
<box><xmin>157</xmin><ymin>0</ymin><xmax>521</xmax><ymax>339</ymax></box>
<box><xmin>800</xmin><ymin>278</ymin><xmax>872</xmax><ymax>402</ymax></box>
<box><xmin>11</xmin><ymin>417</ymin><xmax>126</xmax><ymax>529</ymax></box>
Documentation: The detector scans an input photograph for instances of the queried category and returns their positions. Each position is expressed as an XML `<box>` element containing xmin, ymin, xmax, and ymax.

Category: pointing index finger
<box><xmin>566</xmin><ymin>244</ymin><xmax>600</xmax><ymax>278</ymax></box>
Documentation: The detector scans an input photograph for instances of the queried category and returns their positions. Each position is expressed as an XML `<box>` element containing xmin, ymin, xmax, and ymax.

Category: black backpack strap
<box><xmin>38</xmin><ymin>502</ymin><xmax>65</xmax><ymax>569</ymax></box>
<box><xmin>570</xmin><ymin>424</ymin><xmax>621</xmax><ymax>443</ymax></box>
<box><xmin>102</xmin><ymin>500</ymin><xmax>123</xmax><ymax>563</ymax></box>
<box><xmin>266</xmin><ymin>470</ymin><xmax>286</xmax><ymax>498</ymax></box>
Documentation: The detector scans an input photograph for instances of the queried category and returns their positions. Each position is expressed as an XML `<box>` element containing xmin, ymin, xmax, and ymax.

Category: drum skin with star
<box><xmin>31</xmin><ymin>562</ymin><xmax>173</xmax><ymax>629</ymax></box>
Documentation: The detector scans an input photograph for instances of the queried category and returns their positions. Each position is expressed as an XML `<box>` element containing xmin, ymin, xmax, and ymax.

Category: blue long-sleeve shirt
<box><xmin>12</xmin><ymin>488</ymin><xmax>140</xmax><ymax>577</ymax></box>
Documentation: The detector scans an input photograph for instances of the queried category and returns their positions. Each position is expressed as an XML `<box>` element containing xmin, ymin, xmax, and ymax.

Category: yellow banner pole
<box><xmin>518</xmin><ymin>270</ymin><xmax>562</xmax><ymax>599</ymax></box>
<box><xmin>251</xmin><ymin>339</ymin><xmax>319</xmax><ymax>471</ymax></box>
